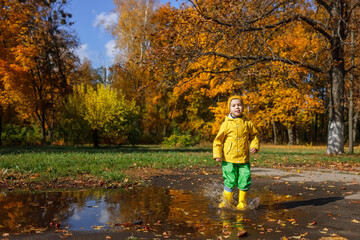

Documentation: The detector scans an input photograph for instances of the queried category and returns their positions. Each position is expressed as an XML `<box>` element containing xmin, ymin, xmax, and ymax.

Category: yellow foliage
<box><xmin>70</xmin><ymin>84</ymin><xmax>120</xmax><ymax>130</ymax></box>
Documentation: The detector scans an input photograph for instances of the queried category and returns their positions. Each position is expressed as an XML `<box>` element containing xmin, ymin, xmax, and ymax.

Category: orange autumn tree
<box><xmin>185</xmin><ymin>0</ymin><xmax>360</xmax><ymax>154</ymax></box>
<box><xmin>0</xmin><ymin>0</ymin><xmax>78</xmax><ymax>144</ymax></box>
<box><xmin>148</xmin><ymin>0</ymin><xmax>360</xmax><ymax>152</ymax></box>
<box><xmin>149</xmin><ymin>3</ymin><xmax>243</xmax><ymax>140</ymax></box>
<box><xmin>108</xmin><ymin>0</ymin><xmax>161</xmax><ymax>142</ymax></box>
<box><xmin>245</xmin><ymin>72</ymin><xmax>324</xmax><ymax>145</ymax></box>
<box><xmin>145</xmin><ymin>3</ymin><xmax>193</xmax><ymax>140</ymax></box>
<box><xmin>345</xmin><ymin>7</ymin><xmax>360</xmax><ymax>153</ymax></box>
<box><xmin>149</xmin><ymin>1</ymin><xmax>324</xmax><ymax>145</ymax></box>
<box><xmin>109</xmin><ymin>0</ymin><xmax>157</xmax><ymax>102</ymax></box>
<box><xmin>0</xmin><ymin>0</ymin><xmax>35</xmax><ymax>129</ymax></box>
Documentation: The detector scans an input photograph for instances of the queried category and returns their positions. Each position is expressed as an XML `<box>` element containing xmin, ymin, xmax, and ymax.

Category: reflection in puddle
<box><xmin>0</xmin><ymin>186</ymin><xmax>304</xmax><ymax>238</ymax></box>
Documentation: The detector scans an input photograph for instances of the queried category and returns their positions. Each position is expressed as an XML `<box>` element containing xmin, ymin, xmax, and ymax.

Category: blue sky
<box><xmin>67</xmin><ymin>0</ymin><xmax>183</xmax><ymax>69</ymax></box>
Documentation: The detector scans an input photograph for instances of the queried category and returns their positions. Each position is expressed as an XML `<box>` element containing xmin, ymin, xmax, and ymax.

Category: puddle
<box><xmin>0</xmin><ymin>186</ymin><xmax>305</xmax><ymax>238</ymax></box>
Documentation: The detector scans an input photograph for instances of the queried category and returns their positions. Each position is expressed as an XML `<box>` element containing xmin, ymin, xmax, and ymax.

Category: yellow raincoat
<box><xmin>213</xmin><ymin>116</ymin><xmax>259</xmax><ymax>164</ymax></box>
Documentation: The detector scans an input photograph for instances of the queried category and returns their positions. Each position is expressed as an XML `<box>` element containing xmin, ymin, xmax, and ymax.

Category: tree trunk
<box><xmin>37</xmin><ymin>109</ymin><xmax>47</xmax><ymax>145</ymax></box>
<box><xmin>272</xmin><ymin>118</ymin><xmax>278</xmax><ymax>145</ymax></box>
<box><xmin>326</xmin><ymin>3</ymin><xmax>345</xmax><ymax>155</ymax></box>
<box><xmin>348</xmin><ymin>80</ymin><xmax>354</xmax><ymax>154</ymax></box>
<box><xmin>295</xmin><ymin>126</ymin><xmax>299</xmax><ymax>145</ymax></box>
<box><xmin>353</xmin><ymin>111</ymin><xmax>359</xmax><ymax>145</ymax></box>
<box><xmin>326</xmin><ymin>65</ymin><xmax>345</xmax><ymax>154</ymax></box>
<box><xmin>287</xmin><ymin>125</ymin><xmax>294</xmax><ymax>145</ymax></box>
<box><xmin>314</xmin><ymin>114</ymin><xmax>318</xmax><ymax>144</ymax></box>
<box><xmin>93</xmin><ymin>128</ymin><xmax>99</xmax><ymax>148</ymax></box>
<box><xmin>348</xmin><ymin>30</ymin><xmax>354</xmax><ymax>154</ymax></box>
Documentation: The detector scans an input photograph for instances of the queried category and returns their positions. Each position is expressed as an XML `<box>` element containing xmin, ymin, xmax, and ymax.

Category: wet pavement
<box><xmin>0</xmin><ymin>167</ymin><xmax>359</xmax><ymax>240</ymax></box>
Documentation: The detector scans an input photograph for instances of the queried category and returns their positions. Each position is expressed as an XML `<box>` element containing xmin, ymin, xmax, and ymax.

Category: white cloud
<box><xmin>74</xmin><ymin>43</ymin><xmax>91</xmax><ymax>63</ymax></box>
<box><xmin>99</xmin><ymin>207</ymin><xmax>110</xmax><ymax>224</ymax></box>
<box><xmin>93</xmin><ymin>12</ymin><xmax>118</xmax><ymax>30</ymax></box>
<box><xmin>105</xmin><ymin>40</ymin><xmax>121</xmax><ymax>64</ymax></box>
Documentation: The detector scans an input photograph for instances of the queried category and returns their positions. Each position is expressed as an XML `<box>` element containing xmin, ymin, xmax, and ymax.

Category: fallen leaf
<box><xmin>291</xmin><ymin>232</ymin><xmax>308</xmax><ymax>239</ymax></box>
<box><xmin>351</xmin><ymin>219</ymin><xmax>360</xmax><ymax>224</ymax></box>
<box><xmin>59</xmin><ymin>232</ymin><xmax>72</xmax><ymax>239</ymax></box>
<box><xmin>320</xmin><ymin>230</ymin><xmax>329</xmax><ymax>234</ymax></box>
<box><xmin>120</xmin><ymin>222</ymin><xmax>133</xmax><ymax>227</ymax></box>
<box><xmin>267</xmin><ymin>218</ymin><xmax>277</xmax><ymax>222</ymax></box>
<box><xmin>91</xmin><ymin>225</ymin><xmax>104</xmax><ymax>230</ymax></box>
<box><xmin>237</xmin><ymin>230</ymin><xmax>247</xmax><ymax>237</ymax></box>
<box><xmin>318</xmin><ymin>234</ymin><xmax>348</xmax><ymax>240</ymax></box>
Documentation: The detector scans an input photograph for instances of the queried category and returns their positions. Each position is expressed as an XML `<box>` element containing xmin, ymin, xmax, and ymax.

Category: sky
<box><xmin>67</xmin><ymin>0</ymin><xmax>183</xmax><ymax>69</ymax></box>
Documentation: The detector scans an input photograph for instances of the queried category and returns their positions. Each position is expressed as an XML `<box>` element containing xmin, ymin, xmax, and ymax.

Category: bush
<box><xmin>162</xmin><ymin>130</ymin><xmax>199</xmax><ymax>148</ymax></box>
<box><xmin>1</xmin><ymin>124</ymin><xmax>41</xmax><ymax>145</ymax></box>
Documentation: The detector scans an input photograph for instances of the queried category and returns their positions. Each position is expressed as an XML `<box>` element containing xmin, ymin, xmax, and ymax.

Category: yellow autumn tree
<box><xmin>68</xmin><ymin>84</ymin><xmax>140</xmax><ymax>147</ymax></box>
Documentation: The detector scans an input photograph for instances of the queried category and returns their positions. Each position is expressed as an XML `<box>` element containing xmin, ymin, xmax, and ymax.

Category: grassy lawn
<box><xmin>0</xmin><ymin>144</ymin><xmax>359</xmax><ymax>188</ymax></box>
<box><xmin>252</xmin><ymin>145</ymin><xmax>360</xmax><ymax>169</ymax></box>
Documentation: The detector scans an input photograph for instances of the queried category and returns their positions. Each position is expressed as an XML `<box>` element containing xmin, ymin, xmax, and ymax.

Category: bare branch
<box><xmin>189</xmin><ymin>1</ymin><xmax>331</xmax><ymax>41</ymax></box>
<box><xmin>189</xmin><ymin>0</ymin><xmax>293</xmax><ymax>28</ymax></box>
<box><xmin>315</xmin><ymin>0</ymin><xmax>331</xmax><ymax>12</ymax></box>
<box><xmin>348</xmin><ymin>1</ymin><xmax>360</xmax><ymax>18</ymax></box>
<box><xmin>203</xmin><ymin>51</ymin><xmax>324</xmax><ymax>73</ymax></box>
<box><xmin>346</xmin><ymin>62</ymin><xmax>360</xmax><ymax>74</ymax></box>
<box><xmin>297</xmin><ymin>15</ymin><xmax>332</xmax><ymax>40</ymax></box>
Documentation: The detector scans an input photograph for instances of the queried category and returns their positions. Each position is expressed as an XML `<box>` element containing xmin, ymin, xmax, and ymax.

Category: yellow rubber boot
<box><xmin>236</xmin><ymin>190</ymin><xmax>248</xmax><ymax>210</ymax></box>
<box><xmin>218</xmin><ymin>190</ymin><xmax>233</xmax><ymax>208</ymax></box>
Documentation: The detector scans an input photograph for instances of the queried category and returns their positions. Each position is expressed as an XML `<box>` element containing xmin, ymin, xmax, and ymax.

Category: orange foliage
<box><xmin>147</xmin><ymin>0</ymin><xmax>329</xmax><ymax>142</ymax></box>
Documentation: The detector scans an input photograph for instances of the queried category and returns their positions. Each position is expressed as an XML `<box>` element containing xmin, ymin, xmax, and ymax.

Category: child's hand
<box><xmin>250</xmin><ymin>148</ymin><xmax>258</xmax><ymax>154</ymax></box>
<box><xmin>215</xmin><ymin>158</ymin><xmax>222</xmax><ymax>162</ymax></box>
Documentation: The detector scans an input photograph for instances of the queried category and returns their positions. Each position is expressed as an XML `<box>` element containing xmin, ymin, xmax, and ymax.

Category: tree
<box><xmin>109</xmin><ymin>0</ymin><xmax>158</xmax><ymax>101</ymax></box>
<box><xmin>153</xmin><ymin>0</ymin><xmax>360</xmax><ymax>154</ymax></box>
<box><xmin>68</xmin><ymin>84</ymin><xmax>140</xmax><ymax>147</ymax></box>
<box><xmin>0</xmin><ymin>0</ymin><xmax>78</xmax><ymax>144</ymax></box>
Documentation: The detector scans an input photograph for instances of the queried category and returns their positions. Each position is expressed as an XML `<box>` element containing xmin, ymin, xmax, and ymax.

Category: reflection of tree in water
<box><xmin>0</xmin><ymin>190</ymin><xmax>112</xmax><ymax>233</ymax></box>
<box><xmin>0</xmin><ymin>191</ymin><xmax>73</xmax><ymax>233</ymax></box>
<box><xmin>106</xmin><ymin>187</ymin><xmax>223</xmax><ymax>237</ymax></box>
<box><xmin>106</xmin><ymin>187</ymin><xmax>172</xmax><ymax>224</ymax></box>
<box><xmin>1</xmin><ymin>188</ymin><xmax>244</xmax><ymax>237</ymax></box>
<box><xmin>166</xmin><ymin>189</ymin><xmax>222</xmax><ymax>236</ymax></box>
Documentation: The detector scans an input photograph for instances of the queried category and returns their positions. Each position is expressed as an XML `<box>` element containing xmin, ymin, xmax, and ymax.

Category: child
<box><xmin>213</xmin><ymin>95</ymin><xmax>259</xmax><ymax>210</ymax></box>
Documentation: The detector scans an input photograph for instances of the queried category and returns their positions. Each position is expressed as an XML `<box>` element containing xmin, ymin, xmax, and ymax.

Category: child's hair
<box><xmin>227</xmin><ymin>95</ymin><xmax>243</xmax><ymax>109</ymax></box>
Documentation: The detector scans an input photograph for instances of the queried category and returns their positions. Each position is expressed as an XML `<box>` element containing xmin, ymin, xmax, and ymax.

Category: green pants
<box><xmin>222</xmin><ymin>161</ymin><xmax>251</xmax><ymax>192</ymax></box>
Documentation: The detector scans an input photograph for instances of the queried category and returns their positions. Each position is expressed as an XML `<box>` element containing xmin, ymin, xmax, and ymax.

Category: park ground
<box><xmin>4</xmin><ymin>163</ymin><xmax>360</xmax><ymax>240</ymax></box>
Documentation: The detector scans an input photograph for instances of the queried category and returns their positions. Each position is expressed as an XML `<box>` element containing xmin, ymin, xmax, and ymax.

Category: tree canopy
<box><xmin>1</xmin><ymin>0</ymin><xmax>360</xmax><ymax>151</ymax></box>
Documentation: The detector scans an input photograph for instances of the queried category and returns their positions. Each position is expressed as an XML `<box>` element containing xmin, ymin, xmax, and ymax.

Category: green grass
<box><xmin>0</xmin><ymin>144</ymin><xmax>359</xmax><ymax>187</ymax></box>
<box><xmin>252</xmin><ymin>145</ymin><xmax>360</xmax><ymax>168</ymax></box>
<box><xmin>0</xmin><ymin>145</ymin><xmax>215</xmax><ymax>184</ymax></box>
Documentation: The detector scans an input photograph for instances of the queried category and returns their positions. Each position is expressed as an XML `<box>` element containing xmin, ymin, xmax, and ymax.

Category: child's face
<box><xmin>229</xmin><ymin>99</ymin><xmax>243</xmax><ymax>117</ymax></box>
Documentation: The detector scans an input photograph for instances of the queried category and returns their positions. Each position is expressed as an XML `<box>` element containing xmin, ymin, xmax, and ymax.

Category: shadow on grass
<box><xmin>0</xmin><ymin>145</ymin><xmax>212</xmax><ymax>155</ymax></box>
<box><xmin>259</xmin><ymin>152</ymin><xmax>320</xmax><ymax>156</ymax></box>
